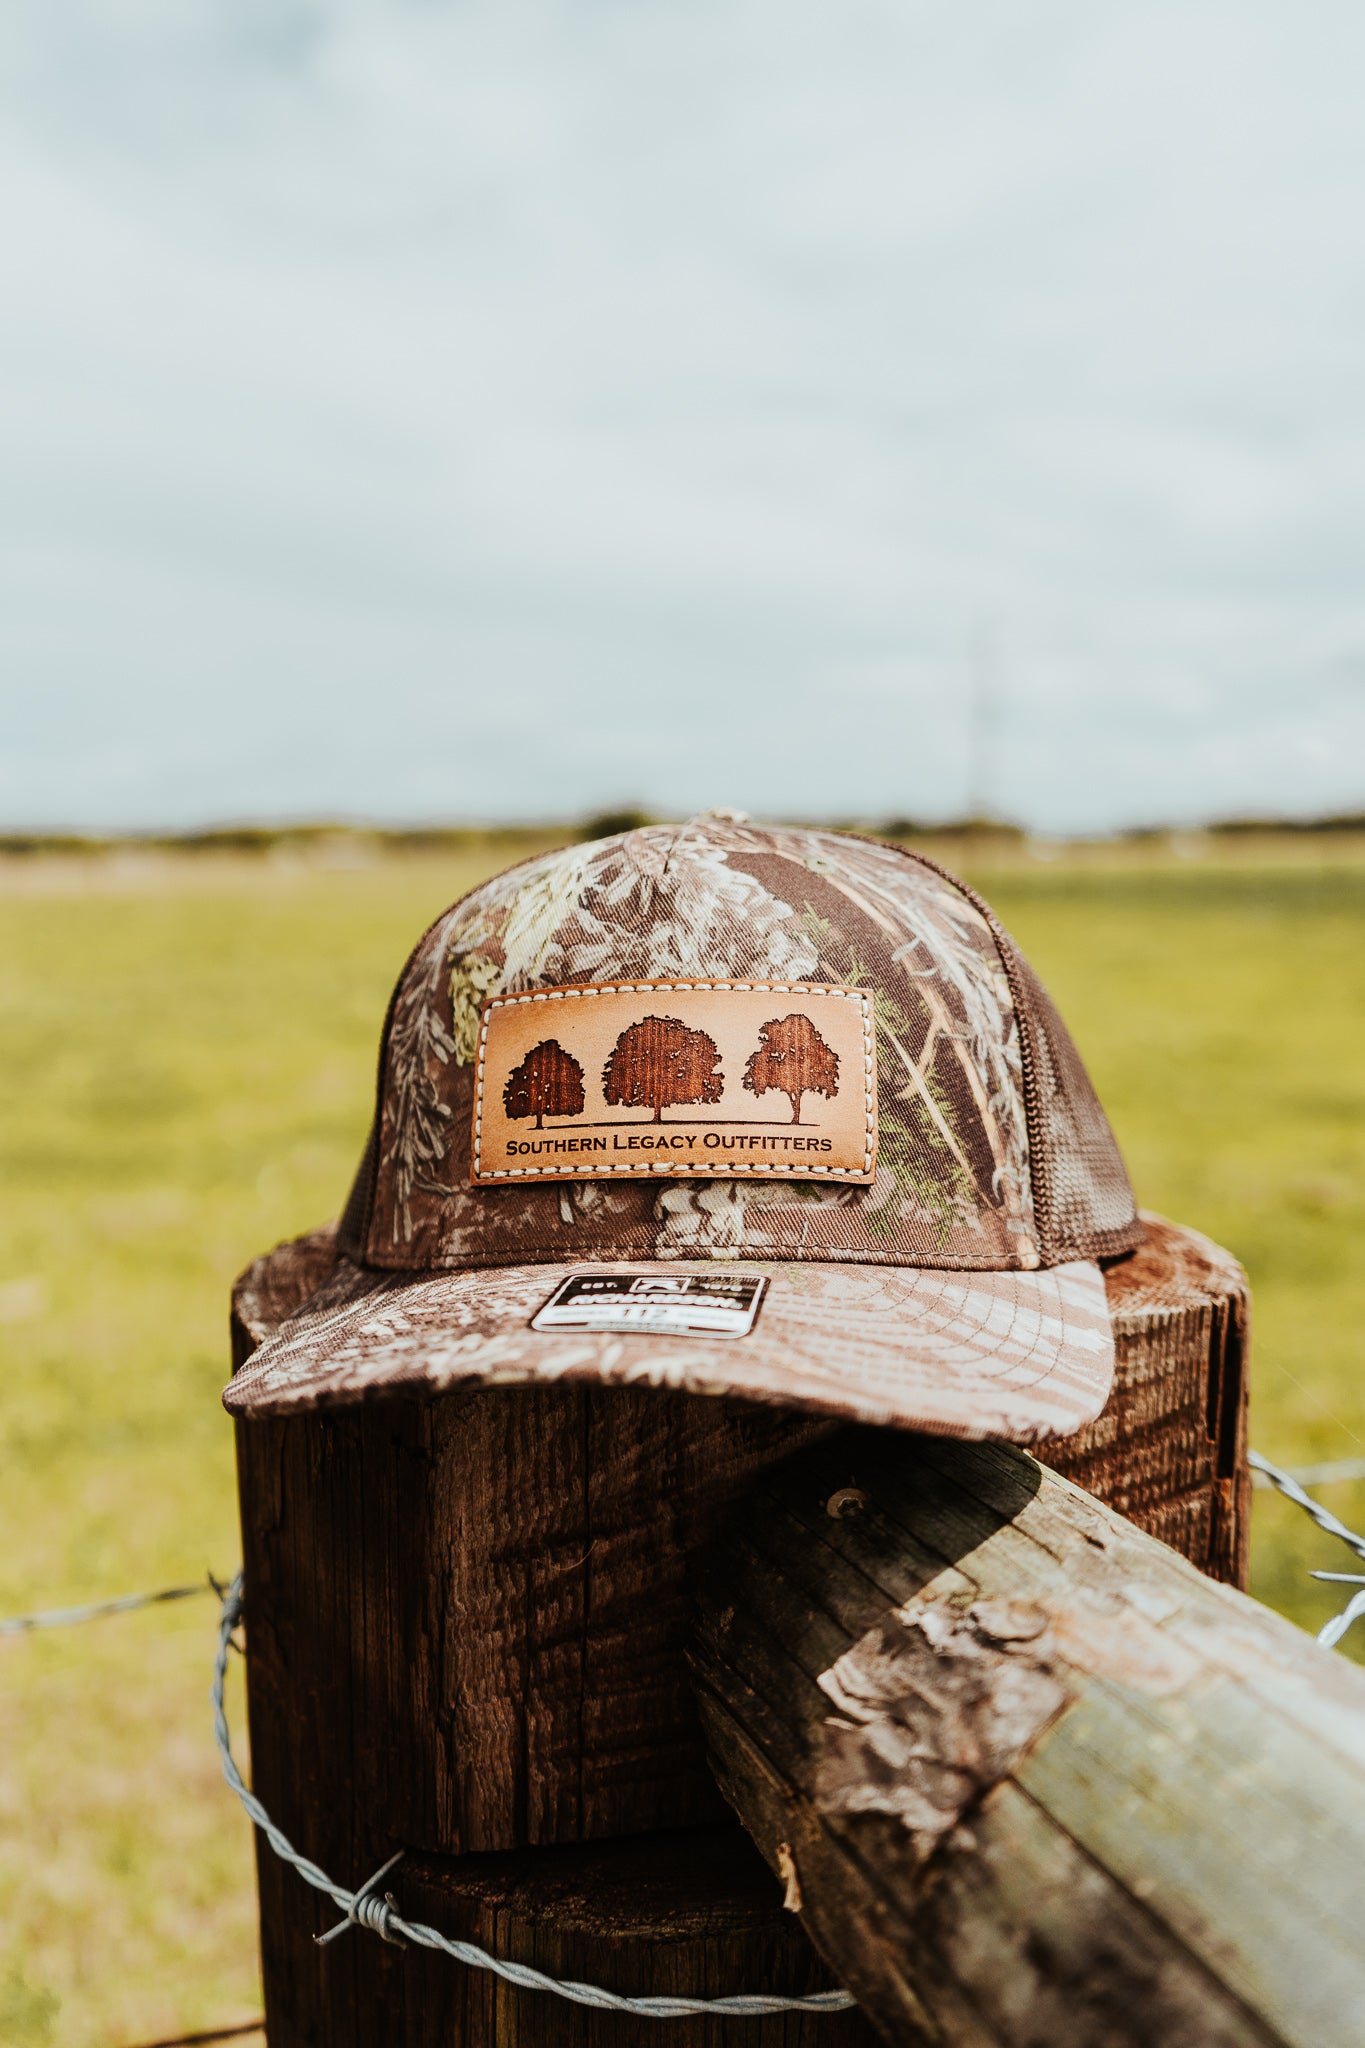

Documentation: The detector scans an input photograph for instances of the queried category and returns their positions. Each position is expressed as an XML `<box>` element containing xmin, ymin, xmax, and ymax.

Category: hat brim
<box><xmin>223</xmin><ymin>1255</ymin><xmax>1114</xmax><ymax>1443</ymax></box>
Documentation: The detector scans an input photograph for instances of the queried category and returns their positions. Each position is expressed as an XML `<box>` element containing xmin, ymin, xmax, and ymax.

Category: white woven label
<box><xmin>530</xmin><ymin>1272</ymin><xmax>768</xmax><ymax>1338</ymax></box>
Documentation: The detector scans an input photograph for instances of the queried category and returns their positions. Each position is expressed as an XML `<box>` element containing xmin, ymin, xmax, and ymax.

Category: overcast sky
<box><xmin>4</xmin><ymin>2</ymin><xmax>1365</xmax><ymax>833</ymax></box>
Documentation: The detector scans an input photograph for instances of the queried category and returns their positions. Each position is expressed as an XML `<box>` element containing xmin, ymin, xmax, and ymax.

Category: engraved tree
<box><xmin>601</xmin><ymin>1016</ymin><xmax>724</xmax><ymax>1124</ymax></box>
<box><xmin>502</xmin><ymin>1039</ymin><xmax>586</xmax><ymax>1130</ymax></box>
<box><xmin>743</xmin><ymin>1014</ymin><xmax>840</xmax><ymax>1125</ymax></box>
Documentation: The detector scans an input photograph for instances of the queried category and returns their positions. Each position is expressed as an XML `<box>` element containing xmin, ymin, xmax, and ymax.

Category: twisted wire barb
<box><xmin>1247</xmin><ymin>1450</ymin><xmax>1365</xmax><ymax>1646</ymax></box>
<box><xmin>1310</xmin><ymin>1580</ymin><xmax>1365</xmax><ymax>1651</ymax></box>
<box><xmin>211</xmin><ymin>1576</ymin><xmax>856</xmax><ymax>2019</ymax></box>
<box><xmin>1247</xmin><ymin>1451</ymin><xmax>1365</xmax><ymax>1564</ymax></box>
<box><xmin>1251</xmin><ymin>1455</ymin><xmax>1365</xmax><ymax>1490</ymax></box>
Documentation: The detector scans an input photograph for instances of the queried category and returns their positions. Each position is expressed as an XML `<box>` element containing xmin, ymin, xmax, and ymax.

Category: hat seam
<box><xmin>345</xmin><ymin>1243</ymin><xmax>1064</xmax><ymax>1275</ymax></box>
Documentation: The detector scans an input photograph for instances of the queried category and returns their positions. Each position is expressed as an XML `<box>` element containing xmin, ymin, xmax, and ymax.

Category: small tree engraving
<box><xmin>602</xmin><ymin>1015</ymin><xmax>724</xmax><ymax>1124</ymax></box>
<box><xmin>743</xmin><ymin>1014</ymin><xmax>840</xmax><ymax>1125</ymax></box>
<box><xmin>503</xmin><ymin>1039</ymin><xmax>586</xmax><ymax>1129</ymax></box>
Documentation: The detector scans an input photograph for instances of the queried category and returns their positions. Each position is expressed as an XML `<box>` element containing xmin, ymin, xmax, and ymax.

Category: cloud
<box><xmin>3</xmin><ymin>0</ymin><xmax>1364</xmax><ymax>830</ymax></box>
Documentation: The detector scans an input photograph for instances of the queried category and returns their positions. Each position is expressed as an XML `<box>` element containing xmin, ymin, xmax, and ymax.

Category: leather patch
<box><xmin>472</xmin><ymin>980</ymin><xmax>877</xmax><ymax>1185</ymax></box>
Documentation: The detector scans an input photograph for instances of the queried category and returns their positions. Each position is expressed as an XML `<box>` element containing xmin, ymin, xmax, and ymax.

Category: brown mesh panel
<box><xmin>878</xmin><ymin>843</ymin><xmax>1141</xmax><ymax>1265</ymax></box>
<box><xmin>988</xmin><ymin>938</ymin><xmax>1141</xmax><ymax>1261</ymax></box>
<box><xmin>337</xmin><ymin>1118</ymin><xmax>379</xmax><ymax>1259</ymax></box>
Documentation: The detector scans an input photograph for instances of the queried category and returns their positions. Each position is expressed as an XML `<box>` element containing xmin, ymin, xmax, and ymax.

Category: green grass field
<box><xmin>3</xmin><ymin>837</ymin><xmax>1365</xmax><ymax>2044</ymax></box>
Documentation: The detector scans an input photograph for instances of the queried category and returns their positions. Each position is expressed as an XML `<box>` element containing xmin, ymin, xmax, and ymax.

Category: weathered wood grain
<box><xmin>690</xmin><ymin>1430</ymin><xmax>1365</xmax><ymax>2048</ymax></box>
<box><xmin>234</xmin><ymin>1385</ymin><xmax>837</xmax><ymax>1860</ymax></box>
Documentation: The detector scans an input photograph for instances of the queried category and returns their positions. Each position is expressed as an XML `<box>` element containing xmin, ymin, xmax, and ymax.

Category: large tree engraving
<box><xmin>503</xmin><ymin>1039</ymin><xmax>586</xmax><ymax>1129</ymax></box>
<box><xmin>602</xmin><ymin>1015</ymin><xmax>724</xmax><ymax>1124</ymax></box>
<box><xmin>743</xmin><ymin>1013</ymin><xmax>840</xmax><ymax>1125</ymax></box>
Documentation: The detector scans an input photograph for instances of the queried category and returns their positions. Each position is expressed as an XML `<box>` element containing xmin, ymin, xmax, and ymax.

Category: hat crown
<box><xmin>340</xmin><ymin>816</ymin><xmax>1138</xmax><ymax>1274</ymax></box>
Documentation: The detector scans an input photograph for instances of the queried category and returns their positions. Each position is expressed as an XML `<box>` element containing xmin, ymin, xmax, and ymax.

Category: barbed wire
<box><xmin>210</xmin><ymin>1571</ymin><xmax>856</xmax><ymax>2018</ymax></box>
<box><xmin>121</xmin><ymin>2023</ymin><xmax>262</xmax><ymax>2048</ymax></box>
<box><xmin>0</xmin><ymin>1578</ymin><xmax>213</xmax><ymax>1637</ymax></box>
<box><xmin>1251</xmin><ymin>1455</ymin><xmax>1365</xmax><ymax>1490</ymax></box>
<box><xmin>1247</xmin><ymin>1450</ymin><xmax>1365</xmax><ymax>1646</ymax></box>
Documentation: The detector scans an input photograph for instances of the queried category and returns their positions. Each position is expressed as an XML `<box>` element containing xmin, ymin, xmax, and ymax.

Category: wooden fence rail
<box><xmin>691</xmin><ymin>1428</ymin><xmax>1365</xmax><ymax>2048</ymax></box>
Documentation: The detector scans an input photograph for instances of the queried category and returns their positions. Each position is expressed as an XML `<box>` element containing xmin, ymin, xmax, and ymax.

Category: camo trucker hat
<box><xmin>224</xmin><ymin>813</ymin><xmax>1140</xmax><ymax>1440</ymax></box>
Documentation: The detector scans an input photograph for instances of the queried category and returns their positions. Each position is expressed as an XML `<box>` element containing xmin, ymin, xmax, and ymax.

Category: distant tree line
<box><xmin>8</xmin><ymin>812</ymin><xmax>1364</xmax><ymax>861</ymax></box>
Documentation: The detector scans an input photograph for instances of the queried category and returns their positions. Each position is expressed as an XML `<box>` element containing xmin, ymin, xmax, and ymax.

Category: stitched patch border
<box><xmin>471</xmin><ymin>979</ymin><xmax>877</xmax><ymax>1185</ymax></box>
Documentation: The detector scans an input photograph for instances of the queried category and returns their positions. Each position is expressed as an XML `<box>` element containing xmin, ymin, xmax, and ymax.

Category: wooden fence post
<box><xmin>690</xmin><ymin>1427</ymin><xmax>1365</xmax><ymax>2048</ymax></box>
<box><xmin>1045</xmin><ymin>1211</ymin><xmax>1250</xmax><ymax>1585</ymax></box>
<box><xmin>231</xmin><ymin>1236</ymin><xmax>865</xmax><ymax>2045</ymax></box>
<box><xmin>229</xmin><ymin>1214</ymin><xmax>1250</xmax><ymax>2041</ymax></box>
